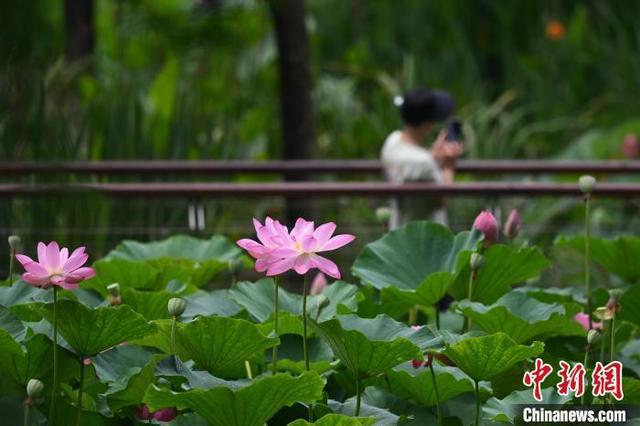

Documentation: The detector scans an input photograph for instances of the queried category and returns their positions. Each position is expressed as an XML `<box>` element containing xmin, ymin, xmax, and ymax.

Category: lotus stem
<box><xmin>584</xmin><ymin>194</ymin><xmax>592</xmax><ymax>330</ymax></box>
<box><xmin>170</xmin><ymin>315</ymin><xmax>177</xmax><ymax>356</ymax></box>
<box><xmin>244</xmin><ymin>360</ymin><xmax>253</xmax><ymax>379</ymax></box>
<box><xmin>581</xmin><ymin>345</ymin><xmax>590</xmax><ymax>405</ymax></box>
<box><xmin>600</xmin><ymin>320</ymin><xmax>607</xmax><ymax>363</ymax></box>
<box><xmin>48</xmin><ymin>286</ymin><xmax>59</xmax><ymax>425</ymax></box>
<box><xmin>302</xmin><ymin>274</ymin><xmax>312</xmax><ymax>422</ymax></box>
<box><xmin>302</xmin><ymin>274</ymin><xmax>309</xmax><ymax>372</ymax></box>
<box><xmin>464</xmin><ymin>269</ymin><xmax>477</xmax><ymax>333</ymax></box>
<box><xmin>8</xmin><ymin>247</ymin><xmax>14</xmax><ymax>284</ymax></box>
<box><xmin>272</xmin><ymin>276</ymin><xmax>279</xmax><ymax>375</ymax></box>
<box><xmin>355</xmin><ymin>377</ymin><xmax>361</xmax><ymax>417</ymax></box>
<box><xmin>76</xmin><ymin>360</ymin><xmax>85</xmax><ymax>426</ymax></box>
<box><xmin>474</xmin><ymin>380</ymin><xmax>480</xmax><ymax>426</ymax></box>
<box><xmin>408</xmin><ymin>306</ymin><xmax>417</xmax><ymax>325</ymax></box>
<box><xmin>434</xmin><ymin>306</ymin><xmax>440</xmax><ymax>330</ymax></box>
<box><xmin>610</xmin><ymin>315</ymin><xmax>616</xmax><ymax>362</ymax></box>
<box><xmin>23</xmin><ymin>403</ymin><xmax>30</xmax><ymax>426</ymax></box>
<box><xmin>429</xmin><ymin>362</ymin><xmax>442</xmax><ymax>426</ymax></box>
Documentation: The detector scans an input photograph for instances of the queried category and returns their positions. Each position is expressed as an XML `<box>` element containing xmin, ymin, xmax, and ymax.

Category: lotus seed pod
<box><xmin>608</xmin><ymin>288</ymin><xmax>623</xmax><ymax>303</ymax></box>
<box><xmin>578</xmin><ymin>175</ymin><xmax>596</xmax><ymax>194</ymax></box>
<box><xmin>106</xmin><ymin>283</ymin><xmax>120</xmax><ymax>297</ymax></box>
<box><xmin>470</xmin><ymin>253</ymin><xmax>484</xmax><ymax>271</ymax></box>
<box><xmin>587</xmin><ymin>329</ymin><xmax>600</xmax><ymax>345</ymax></box>
<box><xmin>375</xmin><ymin>206</ymin><xmax>392</xmax><ymax>224</ymax></box>
<box><xmin>8</xmin><ymin>235</ymin><xmax>21</xmax><ymax>250</ymax></box>
<box><xmin>168</xmin><ymin>298</ymin><xmax>186</xmax><ymax>317</ymax></box>
<box><xmin>26</xmin><ymin>379</ymin><xmax>44</xmax><ymax>398</ymax></box>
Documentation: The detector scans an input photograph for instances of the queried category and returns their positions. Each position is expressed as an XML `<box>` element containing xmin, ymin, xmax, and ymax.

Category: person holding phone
<box><xmin>381</xmin><ymin>87</ymin><xmax>463</xmax><ymax>228</ymax></box>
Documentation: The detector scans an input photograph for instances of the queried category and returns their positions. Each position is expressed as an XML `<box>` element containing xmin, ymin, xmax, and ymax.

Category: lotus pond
<box><xmin>1</xmin><ymin>204</ymin><xmax>640</xmax><ymax>425</ymax></box>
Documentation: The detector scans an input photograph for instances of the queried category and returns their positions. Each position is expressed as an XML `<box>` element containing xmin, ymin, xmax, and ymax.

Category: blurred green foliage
<box><xmin>2</xmin><ymin>0</ymin><xmax>640</xmax><ymax>160</ymax></box>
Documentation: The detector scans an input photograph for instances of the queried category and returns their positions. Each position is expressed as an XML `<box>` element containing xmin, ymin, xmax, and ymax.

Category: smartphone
<box><xmin>445</xmin><ymin>119</ymin><xmax>462</xmax><ymax>142</ymax></box>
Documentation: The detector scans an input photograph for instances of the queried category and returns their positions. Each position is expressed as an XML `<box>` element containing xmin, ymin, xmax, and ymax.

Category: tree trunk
<box><xmin>64</xmin><ymin>0</ymin><xmax>94</xmax><ymax>60</ymax></box>
<box><xmin>268</xmin><ymin>0</ymin><xmax>316</xmax><ymax>222</ymax></box>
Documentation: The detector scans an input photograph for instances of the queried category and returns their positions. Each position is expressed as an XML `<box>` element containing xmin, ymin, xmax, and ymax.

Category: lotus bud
<box><xmin>310</xmin><ymin>272</ymin><xmax>328</xmax><ymax>295</ymax></box>
<box><xmin>503</xmin><ymin>209</ymin><xmax>521</xmax><ymax>240</ymax></box>
<box><xmin>8</xmin><ymin>235</ymin><xmax>22</xmax><ymax>251</ymax></box>
<box><xmin>578</xmin><ymin>175</ymin><xmax>596</xmax><ymax>195</ymax></box>
<box><xmin>168</xmin><ymin>298</ymin><xmax>186</xmax><ymax>317</ymax></box>
<box><xmin>26</xmin><ymin>379</ymin><xmax>44</xmax><ymax>398</ymax></box>
<box><xmin>470</xmin><ymin>253</ymin><xmax>484</xmax><ymax>271</ymax></box>
<box><xmin>375</xmin><ymin>206</ymin><xmax>392</xmax><ymax>224</ymax></box>
<box><xmin>587</xmin><ymin>329</ymin><xmax>600</xmax><ymax>345</ymax></box>
<box><xmin>472</xmin><ymin>210</ymin><xmax>499</xmax><ymax>246</ymax></box>
<box><xmin>622</xmin><ymin>134</ymin><xmax>639</xmax><ymax>159</ymax></box>
<box><xmin>106</xmin><ymin>283</ymin><xmax>121</xmax><ymax>306</ymax></box>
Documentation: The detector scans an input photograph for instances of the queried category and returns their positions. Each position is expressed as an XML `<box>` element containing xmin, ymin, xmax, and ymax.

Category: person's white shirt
<box><xmin>381</xmin><ymin>130</ymin><xmax>446</xmax><ymax>228</ymax></box>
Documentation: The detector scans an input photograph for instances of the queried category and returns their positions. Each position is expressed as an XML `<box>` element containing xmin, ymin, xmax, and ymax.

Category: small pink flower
<box><xmin>310</xmin><ymin>272</ymin><xmax>328</xmax><ymax>295</ymax></box>
<box><xmin>15</xmin><ymin>241</ymin><xmax>96</xmax><ymax>290</ymax></box>
<box><xmin>266</xmin><ymin>218</ymin><xmax>355</xmax><ymax>279</ymax></box>
<box><xmin>574</xmin><ymin>313</ymin><xmax>602</xmax><ymax>331</ymax></box>
<box><xmin>83</xmin><ymin>357</ymin><xmax>92</xmax><ymax>366</ymax></box>
<box><xmin>134</xmin><ymin>405</ymin><xmax>176</xmax><ymax>422</ymax></box>
<box><xmin>622</xmin><ymin>134</ymin><xmax>639</xmax><ymax>159</ymax></box>
<box><xmin>473</xmin><ymin>210</ymin><xmax>499</xmax><ymax>246</ymax></box>
<box><xmin>237</xmin><ymin>217</ymin><xmax>289</xmax><ymax>273</ymax></box>
<box><xmin>503</xmin><ymin>209</ymin><xmax>521</xmax><ymax>240</ymax></box>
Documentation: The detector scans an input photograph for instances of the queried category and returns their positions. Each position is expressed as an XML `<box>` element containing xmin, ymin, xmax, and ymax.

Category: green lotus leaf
<box><xmin>352</xmin><ymin>221</ymin><xmax>481</xmax><ymax>293</ymax></box>
<box><xmin>92</xmin><ymin>345</ymin><xmax>157</xmax><ymax>389</ymax></box>
<box><xmin>122</xmin><ymin>288</ymin><xmax>173</xmax><ymax>320</ymax></box>
<box><xmin>620</xmin><ymin>285</ymin><xmax>640</xmax><ymax>327</ymax></box>
<box><xmin>182</xmin><ymin>289</ymin><xmax>243</xmax><ymax>320</ymax></box>
<box><xmin>267</xmin><ymin>334</ymin><xmax>334</xmax><ymax>374</ymax></box>
<box><xmin>483</xmin><ymin>387</ymin><xmax>571</xmax><ymax>423</ymax></box>
<box><xmin>311</xmin><ymin>314</ymin><xmax>439</xmax><ymax>379</ymax></box>
<box><xmin>289</xmin><ymin>414</ymin><xmax>376</xmax><ymax>426</ymax></box>
<box><xmin>176</xmin><ymin>316</ymin><xmax>278</xmax><ymax>377</ymax></box>
<box><xmin>455</xmin><ymin>292</ymin><xmax>585</xmax><ymax>343</ymax></box>
<box><xmin>82</xmin><ymin>258</ymin><xmax>163</xmax><ymax>294</ymax></box>
<box><xmin>104</xmin><ymin>358</ymin><xmax>157</xmax><ymax>412</ymax></box>
<box><xmin>106</xmin><ymin>234</ymin><xmax>243</xmax><ymax>263</ymax></box>
<box><xmin>328</xmin><ymin>396</ymin><xmax>400</xmax><ymax>426</ymax></box>
<box><xmin>380</xmin><ymin>272</ymin><xmax>456</xmax><ymax>310</ymax></box>
<box><xmin>556</xmin><ymin>235</ymin><xmax>640</xmax><ymax>284</ymax></box>
<box><xmin>383</xmin><ymin>362</ymin><xmax>491</xmax><ymax>406</ymax></box>
<box><xmin>0</xmin><ymin>304</ymin><xmax>26</xmax><ymax>341</ymax></box>
<box><xmin>40</xmin><ymin>300</ymin><xmax>156</xmax><ymax>357</ymax></box>
<box><xmin>144</xmin><ymin>371</ymin><xmax>325</xmax><ymax>426</ymax></box>
<box><xmin>449</xmin><ymin>245</ymin><xmax>551</xmax><ymax>304</ymax></box>
<box><xmin>230</xmin><ymin>279</ymin><xmax>361</xmax><ymax>325</ymax></box>
<box><xmin>0</xmin><ymin>330</ymin><xmax>52</xmax><ymax>386</ymax></box>
<box><xmin>442</xmin><ymin>332</ymin><xmax>544</xmax><ymax>381</ymax></box>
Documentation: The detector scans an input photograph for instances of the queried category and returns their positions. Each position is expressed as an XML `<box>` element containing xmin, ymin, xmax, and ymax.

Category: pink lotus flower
<box><xmin>574</xmin><ymin>313</ymin><xmax>602</xmax><ymax>331</ymax></box>
<box><xmin>267</xmin><ymin>218</ymin><xmax>355</xmax><ymax>279</ymax></box>
<box><xmin>237</xmin><ymin>217</ymin><xmax>289</xmax><ymax>273</ymax></box>
<box><xmin>15</xmin><ymin>241</ymin><xmax>96</xmax><ymax>290</ymax></box>
<box><xmin>473</xmin><ymin>210</ymin><xmax>499</xmax><ymax>246</ymax></box>
<box><xmin>134</xmin><ymin>405</ymin><xmax>176</xmax><ymax>422</ymax></box>
<box><xmin>503</xmin><ymin>209</ymin><xmax>521</xmax><ymax>240</ymax></box>
<box><xmin>310</xmin><ymin>272</ymin><xmax>328</xmax><ymax>295</ymax></box>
